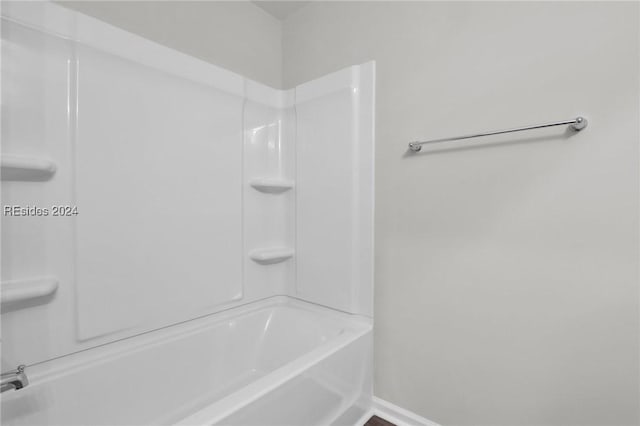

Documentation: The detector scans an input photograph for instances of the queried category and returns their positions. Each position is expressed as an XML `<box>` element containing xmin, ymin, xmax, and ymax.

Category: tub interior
<box><xmin>1</xmin><ymin>298</ymin><xmax>371</xmax><ymax>426</ymax></box>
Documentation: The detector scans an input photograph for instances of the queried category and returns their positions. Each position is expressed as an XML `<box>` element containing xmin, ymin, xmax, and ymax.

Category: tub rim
<box><xmin>8</xmin><ymin>296</ymin><xmax>371</xmax><ymax>390</ymax></box>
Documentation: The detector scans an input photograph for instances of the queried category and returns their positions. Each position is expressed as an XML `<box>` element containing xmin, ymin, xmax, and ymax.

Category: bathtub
<box><xmin>1</xmin><ymin>297</ymin><xmax>372</xmax><ymax>426</ymax></box>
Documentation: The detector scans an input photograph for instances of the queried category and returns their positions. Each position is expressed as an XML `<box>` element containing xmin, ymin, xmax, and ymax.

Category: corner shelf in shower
<box><xmin>249</xmin><ymin>178</ymin><xmax>294</xmax><ymax>194</ymax></box>
<box><xmin>1</xmin><ymin>277</ymin><xmax>59</xmax><ymax>306</ymax></box>
<box><xmin>249</xmin><ymin>248</ymin><xmax>294</xmax><ymax>265</ymax></box>
<box><xmin>1</xmin><ymin>154</ymin><xmax>57</xmax><ymax>181</ymax></box>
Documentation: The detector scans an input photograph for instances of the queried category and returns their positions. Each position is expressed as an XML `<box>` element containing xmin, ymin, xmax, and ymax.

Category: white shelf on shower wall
<box><xmin>1</xmin><ymin>277</ymin><xmax>59</xmax><ymax>306</ymax></box>
<box><xmin>249</xmin><ymin>248</ymin><xmax>294</xmax><ymax>265</ymax></box>
<box><xmin>1</xmin><ymin>154</ymin><xmax>57</xmax><ymax>181</ymax></box>
<box><xmin>249</xmin><ymin>178</ymin><xmax>294</xmax><ymax>194</ymax></box>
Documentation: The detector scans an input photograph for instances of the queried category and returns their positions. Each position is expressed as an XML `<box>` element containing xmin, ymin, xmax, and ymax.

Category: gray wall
<box><xmin>57</xmin><ymin>1</ymin><xmax>283</xmax><ymax>88</ymax></box>
<box><xmin>283</xmin><ymin>2</ymin><xmax>639</xmax><ymax>425</ymax></box>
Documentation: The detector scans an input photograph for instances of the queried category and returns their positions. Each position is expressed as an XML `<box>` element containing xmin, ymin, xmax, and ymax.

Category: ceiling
<box><xmin>252</xmin><ymin>1</ymin><xmax>309</xmax><ymax>21</ymax></box>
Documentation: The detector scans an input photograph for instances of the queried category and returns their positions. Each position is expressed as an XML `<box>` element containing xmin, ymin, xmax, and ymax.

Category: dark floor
<box><xmin>364</xmin><ymin>415</ymin><xmax>396</xmax><ymax>426</ymax></box>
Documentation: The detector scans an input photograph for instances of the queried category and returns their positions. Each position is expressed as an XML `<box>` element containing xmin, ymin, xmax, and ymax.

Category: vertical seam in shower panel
<box><xmin>70</xmin><ymin>40</ymin><xmax>82</xmax><ymax>341</ymax></box>
<box><xmin>292</xmin><ymin>87</ymin><xmax>299</xmax><ymax>299</ymax></box>
<box><xmin>350</xmin><ymin>66</ymin><xmax>361</xmax><ymax>314</ymax></box>
<box><xmin>276</xmin><ymin>99</ymin><xmax>283</xmax><ymax>177</ymax></box>
<box><xmin>369</xmin><ymin>63</ymin><xmax>376</xmax><ymax>320</ymax></box>
<box><xmin>240</xmin><ymin>78</ymin><xmax>247</xmax><ymax>302</ymax></box>
<box><xmin>292</xmin><ymin>90</ymin><xmax>298</xmax><ymax>298</ymax></box>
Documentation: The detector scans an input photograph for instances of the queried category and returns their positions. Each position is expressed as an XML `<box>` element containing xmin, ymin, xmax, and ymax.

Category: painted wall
<box><xmin>283</xmin><ymin>2</ymin><xmax>639</xmax><ymax>425</ymax></box>
<box><xmin>57</xmin><ymin>1</ymin><xmax>283</xmax><ymax>88</ymax></box>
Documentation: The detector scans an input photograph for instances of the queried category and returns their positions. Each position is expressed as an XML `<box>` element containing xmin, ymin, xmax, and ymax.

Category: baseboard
<box><xmin>370</xmin><ymin>397</ymin><xmax>441</xmax><ymax>426</ymax></box>
<box><xmin>354</xmin><ymin>408</ymin><xmax>377</xmax><ymax>426</ymax></box>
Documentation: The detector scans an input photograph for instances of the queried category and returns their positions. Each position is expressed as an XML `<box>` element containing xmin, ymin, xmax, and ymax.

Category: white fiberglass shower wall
<box><xmin>0</xmin><ymin>2</ymin><xmax>375</xmax><ymax>425</ymax></box>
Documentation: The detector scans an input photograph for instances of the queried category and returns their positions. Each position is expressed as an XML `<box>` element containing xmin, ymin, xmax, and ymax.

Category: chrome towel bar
<box><xmin>408</xmin><ymin>116</ymin><xmax>588</xmax><ymax>152</ymax></box>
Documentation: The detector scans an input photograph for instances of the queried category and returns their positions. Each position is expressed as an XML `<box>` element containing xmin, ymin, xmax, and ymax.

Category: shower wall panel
<box><xmin>295</xmin><ymin>64</ymin><xmax>375</xmax><ymax>317</ymax></box>
<box><xmin>0</xmin><ymin>2</ymin><xmax>277</xmax><ymax>365</ymax></box>
<box><xmin>1</xmin><ymin>19</ymin><xmax>77</xmax><ymax>367</ymax></box>
<box><xmin>1</xmin><ymin>2</ymin><xmax>374</xmax><ymax>369</ymax></box>
<box><xmin>242</xmin><ymin>82</ymin><xmax>296</xmax><ymax>300</ymax></box>
<box><xmin>74</xmin><ymin>45</ymin><xmax>244</xmax><ymax>340</ymax></box>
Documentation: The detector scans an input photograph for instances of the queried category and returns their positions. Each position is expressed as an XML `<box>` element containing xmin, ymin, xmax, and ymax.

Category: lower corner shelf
<box><xmin>1</xmin><ymin>154</ymin><xmax>57</xmax><ymax>181</ymax></box>
<box><xmin>249</xmin><ymin>178</ymin><xmax>294</xmax><ymax>194</ymax></box>
<box><xmin>249</xmin><ymin>248</ymin><xmax>294</xmax><ymax>265</ymax></box>
<box><xmin>1</xmin><ymin>277</ymin><xmax>59</xmax><ymax>306</ymax></box>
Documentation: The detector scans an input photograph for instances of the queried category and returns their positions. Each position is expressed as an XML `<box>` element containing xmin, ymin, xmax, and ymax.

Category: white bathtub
<box><xmin>1</xmin><ymin>297</ymin><xmax>372</xmax><ymax>426</ymax></box>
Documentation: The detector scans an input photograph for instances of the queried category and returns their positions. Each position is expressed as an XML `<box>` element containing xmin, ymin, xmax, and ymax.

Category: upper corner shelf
<box><xmin>249</xmin><ymin>178</ymin><xmax>294</xmax><ymax>194</ymax></box>
<box><xmin>1</xmin><ymin>154</ymin><xmax>57</xmax><ymax>181</ymax></box>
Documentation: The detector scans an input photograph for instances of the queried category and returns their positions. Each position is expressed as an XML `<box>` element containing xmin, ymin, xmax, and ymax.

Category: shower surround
<box><xmin>0</xmin><ymin>2</ymin><xmax>375</xmax><ymax>424</ymax></box>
